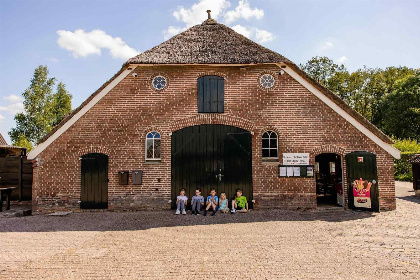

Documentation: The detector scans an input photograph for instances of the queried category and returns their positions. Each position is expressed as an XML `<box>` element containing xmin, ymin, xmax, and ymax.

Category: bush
<box><xmin>393</xmin><ymin>139</ymin><xmax>419</xmax><ymax>182</ymax></box>
<box><xmin>395</xmin><ymin>173</ymin><xmax>413</xmax><ymax>182</ymax></box>
<box><xmin>394</xmin><ymin>152</ymin><xmax>417</xmax><ymax>182</ymax></box>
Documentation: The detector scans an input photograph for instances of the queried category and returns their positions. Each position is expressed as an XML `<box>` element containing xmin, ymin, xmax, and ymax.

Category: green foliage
<box><xmin>50</xmin><ymin>82</ymin><xmax>72</xmax><ymax>127</ymax></box>
<box><xmin>379</xmin><ymin>73</ymin><xmax>420</xmax><ymax>141</ymax></box>
<box><xmin>393</xmin><ymin>138</ymin><xmax>420</xmax><ymax>153</ymax></box>
<box><xmin>394</xmin><ymin>152</ymin><xmax>416</xmax><ymax>182</ymax></box>
<box><xmin>8</xmin><ymin>66</ymin><xmax>72</xmax><ymax>146</ymax></box>
<box><xmin>301</xmin><ymin>57</ymin><xmax>419</xmax><ymax>137</ymax></box>
<box><xmin>299</xmin><ymin>56</ymin><xmax>347</xmax><ymax>87</ymax></box>
<box><xmin>13</xmin><ymin>134</ymin><xmax>33</xmax><ymax>151</ymax></box>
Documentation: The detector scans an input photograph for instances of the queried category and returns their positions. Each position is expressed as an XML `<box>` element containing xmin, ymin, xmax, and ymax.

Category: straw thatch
<box><xmin>35</xmin><ymin>17</ymin><xmax>393</xmax><ymax>148</ymax></box>
<box><xmin>410</xmin><ymin>154</ymin><xmax>420</xmax><ymax>164</ymax></box>
<box><xmin>126</xmin><ymin>20</ymin><xmax>290</xmax><ymax>65</ymax></box>
<box><xmin>0</xmin><ymin>133</ymin><xmax>7</xmax><ymax>145</ymax></box>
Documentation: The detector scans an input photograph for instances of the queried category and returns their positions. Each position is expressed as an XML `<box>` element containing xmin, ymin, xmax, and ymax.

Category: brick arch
<box><xmin>196</xmin><ymin>71</ymin><xmax>228</xmax><ymax>81</ymax></box>
<box><xmin>259</xmin><ymin>127</ymin><xmax>281</xmax><ymax>137</ymax></box>
<box><xmin>78</xmin><ymin>146</ymin><xmax>112</xmax><ymax>158</ymax></box>
<box><xmin>141</xmin><ymin>126</ymin><xmax>164</xmax><ymax>139</ymax></box>
<box><xmin>312</xmin><ymin>144</ymin><xmax>346</xmax><ymax>156</ymax></box>
<box><xmin>170</xmin><ymin>114</ymin><xmax>255</xmax><ymax>133</ymax></box>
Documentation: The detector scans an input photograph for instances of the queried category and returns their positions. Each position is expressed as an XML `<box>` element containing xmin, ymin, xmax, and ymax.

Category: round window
<box><xmin>152</xmin><ymin>76</ymin><xmax>167</xmax><ymax>90</ymax></box>
<box><xmin>260</xmin><ymin>74</ymin><xmax>275</xmax><ymax>89</ymax></box>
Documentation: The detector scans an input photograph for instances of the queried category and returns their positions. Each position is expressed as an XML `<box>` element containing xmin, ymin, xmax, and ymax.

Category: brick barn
<box><xmin>28</xmin><ymin>15</ymin><xmax>400</xmax><ymax>214</ymax></box>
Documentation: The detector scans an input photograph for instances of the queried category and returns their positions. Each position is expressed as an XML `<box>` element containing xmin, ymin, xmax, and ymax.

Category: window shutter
<box><xmin>198</xmin><ymin>76</ymin><xmax>224</xmax><ymax>113</ymax></box>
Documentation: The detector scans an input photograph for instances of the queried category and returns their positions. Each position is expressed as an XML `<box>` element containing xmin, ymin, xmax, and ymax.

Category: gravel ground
<box><xmin>0</xmin><ymin>181</ymin><xmax>419</xmax><ymax>279</ymax></box>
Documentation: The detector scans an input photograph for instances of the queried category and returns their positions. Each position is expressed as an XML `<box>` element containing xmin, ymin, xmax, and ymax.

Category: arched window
<box><xmin>146</xmin><ymin>132</ymin><xmax>161</xmax><ymax>161</ymax></box>
<box><xmin>262</xmin><ymin>131</ymin><xmax>278</xmax><ymax>159</ymax></box>
<box><xmin>197</xmin><ymin>75</ymin><xmax>224</xmax><ymax>113</ymax></box>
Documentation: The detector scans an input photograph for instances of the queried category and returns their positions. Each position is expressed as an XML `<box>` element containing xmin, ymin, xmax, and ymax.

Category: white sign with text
<box><xmin>283</xmin><ymin>153</ymin><xmax>310</xmax><ymax>165</ymax></box>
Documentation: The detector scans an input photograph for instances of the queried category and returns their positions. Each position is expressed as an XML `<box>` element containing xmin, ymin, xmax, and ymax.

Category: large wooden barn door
<box><xmin>81</xmin><ymin>153</ymin><xmax>108</xmax><ymax>209</ymax></box>
<box><xmin>171</xmin><ymin>125</ymin><xmax>252</xmax><ymax>208</ymax></box>
<box><xmin>346</xmin><ymin>151</ymin><xmax>379</xmax><ymax>212</ymax></box>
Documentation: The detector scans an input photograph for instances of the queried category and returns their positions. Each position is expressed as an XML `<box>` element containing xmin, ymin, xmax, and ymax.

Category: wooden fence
<box><xmin>0</xmin><ymin>156</ymin><xmax>32</xmax><ymax>201</ymax></box>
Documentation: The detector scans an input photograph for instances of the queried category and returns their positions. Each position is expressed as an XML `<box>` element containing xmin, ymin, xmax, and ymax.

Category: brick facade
<box><xmin>32</xmin><ymin>64</ymin><xmax>396</xmax><ymax>214</ymax></box>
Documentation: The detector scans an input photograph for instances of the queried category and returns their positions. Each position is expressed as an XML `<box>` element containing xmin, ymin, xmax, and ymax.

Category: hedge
<box><xmin>394</xmin><ymin>152</ymin><xmax>416</xmax><ymax>181</ymax></box>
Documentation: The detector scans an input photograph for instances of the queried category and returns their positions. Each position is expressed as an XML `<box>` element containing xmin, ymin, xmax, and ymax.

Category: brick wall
<box><xmin>32</xmin><ymin>64</ymin><xmax>396</xmax><ymax>214</ymax></box>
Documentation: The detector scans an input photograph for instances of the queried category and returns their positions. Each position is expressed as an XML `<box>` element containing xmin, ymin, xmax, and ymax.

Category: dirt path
<box><xmin>0</xmin><ymin>182</ymin><xmax>418</xmax><ymax>279</ymax></box>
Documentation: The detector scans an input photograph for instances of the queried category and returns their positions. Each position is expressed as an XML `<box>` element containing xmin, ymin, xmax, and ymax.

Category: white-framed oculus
<box><xmin>152</xmin><ymin>76</ymin><xmax>167</xmax><ymax>90</ymax></box>
<box><xmin>260</xmin><ymin>74</ymin><xmax>275</xmax><ymax>89</ymax></box>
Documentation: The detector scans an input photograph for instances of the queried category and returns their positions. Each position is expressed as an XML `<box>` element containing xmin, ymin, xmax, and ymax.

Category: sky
<box><xmin>0</xmin><ymin>0</ymin><xmax>419</xmax><ymax>144</ymax></box>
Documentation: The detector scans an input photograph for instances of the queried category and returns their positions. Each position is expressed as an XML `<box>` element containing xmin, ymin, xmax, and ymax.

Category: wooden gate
<box><xmin>81</xmin><ymin>153</ymin><xmax>108</xmax><ymax>209</ymax></box>
<box><xmin>171</xmin><ymin>125</ymin><xmax>252</xmax><ymax>208</ymax></box>
<box><xmin>346</xmin><ymin>151</ymin><xmax>379</xmax><ymax>211</ymax></box>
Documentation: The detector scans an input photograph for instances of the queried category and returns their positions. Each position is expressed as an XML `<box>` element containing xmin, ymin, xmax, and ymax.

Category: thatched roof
<box><xmin>410</xmin><ymin>154</ymin><xmax>420</xmax><ymax>164</ymax></box>
<box><xmin>30</xmin><ymin>16</ymin><xmax>397</xmax><ymax>159</ymax></box>
<box><xmin>0</xmin><ymin>133</ymin><xmax>7</xmax><ymax>145</ymax></box>
<box><xmin>126</xmin><ymin>19</ymin><xmax>290</xmax><ymax>65</ymax></box>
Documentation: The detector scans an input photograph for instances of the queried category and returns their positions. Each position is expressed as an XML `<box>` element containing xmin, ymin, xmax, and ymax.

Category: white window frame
<box><xmin>262</xmin><ymin>131</ymin><xmax>278</xmax><ymax>159</ymax></box>
<box><xmin>145</xmin><ymin>131</ymin><xmax>161</xmax><ymax>161</ymax></box>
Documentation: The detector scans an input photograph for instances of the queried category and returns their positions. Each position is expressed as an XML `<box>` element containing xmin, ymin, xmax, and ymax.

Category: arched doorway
<box><xmin>171</xmin><ymin>124</ymin><xmax>252</xmax><ymax>208</ymax></box>
<box><xmin>315</xmin><ymin>153</ymin><xmax>344</xmax><ymax>208</ymax></box>
<box><xmin>80</xmin><ymin>153</ymin><xmax>108</xmax><ymax>209</ymax></box>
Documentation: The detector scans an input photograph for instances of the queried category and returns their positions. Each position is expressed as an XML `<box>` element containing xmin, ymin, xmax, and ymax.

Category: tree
<box><xmin>379</xmin><ymin>73</ymin><xmax>420</xmax><ymax>140</ymax></box>
<box><xmin>9</xmin><ymin>66</ymin><xmax>72</xmax><ymax>146</ymax></box>
<box><xmin>299</xmin><ymin>56</ymin><xmax>347</xmax><ymax>87</ymax></box>
<box><xmin>13</xmin><ymin>134</ymin><xmax>33</xmax><ymax>151</ymax></box>
<box><xmin>50</xmin><ymin>82</ymin><xmax>72</xmax><ymax>127</ymax></box>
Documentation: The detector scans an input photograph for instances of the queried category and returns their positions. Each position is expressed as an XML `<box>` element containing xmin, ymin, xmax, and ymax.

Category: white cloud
<box><xmin>232</xmin><ymin>24</ymin><xmax>252</xmax><ymax>38</ymax></box>
<box><xmin>232</xmin><ymin>24</ymin><xmax>274</xmax><ymax>43</ymax></box>
<box><xmin>0</xmin><ymin>114</ymin><xmax>4</xmax><ymax>122</ymax></box>
<box><xmin>320</xmin><ymin>41</ymin><xmax>333</xmax><ymax>51</ymax></box>
<box><xmin>336</xmin><ymin>56</ymin><xmax>348</xmax><ymax>64</ymax></box>
<box><xmin>0</xmin><ymin>102</ymin><xmax>24</xmax><ymax>115</ymax></box>
<box><xmin>164</xmin><ymin>0</ymin><xmax>273</xmax><ymax>43</ymax></box>
<box><xmin>173</xmin><ymin>0</ymin><xmax>231</xmax><ymax>27</ymax></box>
<box><xmin>3</xmin><ymin>94</ymin><xmax>23</xmax><ymax>103</ymax></box>
<box><xmin>49</xmin><ymin>57</ymin><xmax>59</xmax><ymax>62</ymax></box>
<box><xmin>1</xmin><ymin>95</ymin><xmax>24</xmax><ymax>116</ymax></box>
<box><xmin>57</xmin><ymin>29</ymin><xmax>140</xmax><ymax>60</ymax></box>
<box><xmin>163</xmin><ymin>26</ymin><xmax>187</xmax><ymax>40</ymax></box>
<box><xmin>254</xmin><ymin>28</ymin><xmax>275</xmax><ymax>43</ymax></box>
<box><xmin>224</xmin><ymin>0</ymin><xmax>263</xmax><ymax>24</ymax></box>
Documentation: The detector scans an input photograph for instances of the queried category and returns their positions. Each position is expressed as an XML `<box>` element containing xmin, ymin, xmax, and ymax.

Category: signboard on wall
<box><xmin>352</xmin><ymin>178</ymin><xmax>372</xmax><ymax>208</ymax></box>
<box><xmin>283</xmin><ymin>153</ymin><xmax>310</xmax><ymax>165</ymax></box>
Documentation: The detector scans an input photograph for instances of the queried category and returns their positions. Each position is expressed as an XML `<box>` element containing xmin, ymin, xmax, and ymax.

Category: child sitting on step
<box><xmin>175</xmin><ymin>188</ymin><xmax>188</xmax><ymax>215</ymax></box>
<box><xmin>204</xmin><ymin>188</ymin><xmax>218</xmax><ymax>216</ymax></box>
<box><xmin>231</xmin><ymin>189</ymin><xmax>248</xmax><ymax>213</ymax></box>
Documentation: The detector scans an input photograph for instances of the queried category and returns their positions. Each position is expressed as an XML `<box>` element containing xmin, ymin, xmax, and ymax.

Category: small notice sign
<box><xmin>358</xmin><ymin>157</ymin><xmax>364</xmax><ymax>163</ymax></box>
<box><xmin>283</xmin><ymin>153</ymin><xmax>310</xmax><ymax>165</ymax></box>
<box><xmin>278</xmin><ymin>165</ymin><xmax>315</xmax><ymax>178</ymax></box>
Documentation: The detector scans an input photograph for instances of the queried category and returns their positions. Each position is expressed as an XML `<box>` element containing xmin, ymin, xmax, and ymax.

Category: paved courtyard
<box><xmin>0</xmin><ymin>181</ymin><xmax>419</xmax><ymax>279</ymax></box>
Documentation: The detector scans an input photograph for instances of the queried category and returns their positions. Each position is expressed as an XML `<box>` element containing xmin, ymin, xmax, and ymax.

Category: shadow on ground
<box><xmin>397</xmin><ymin>194</ymin><xmax>420</xmax><ymax>204</ymax></box>
<box><xmin>0</xmin><ymin>207</ymin><xmax>375</xmax><ymax>233</ymax></box>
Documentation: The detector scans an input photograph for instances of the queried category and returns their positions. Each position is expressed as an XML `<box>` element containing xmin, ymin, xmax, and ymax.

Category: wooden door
<box><xmin>171</xmin><ymin>125</ymin><xmax>252</xmax><ymax>208</ymax></box>
<box><xmin>346</xmin><ymin>151</ymin><xmax>379</xmax><ymax>211</ymax></box>
<box><xmin>81</xmin><ymin>153</ymin><xmax>108</xmax><ymax>209</ymax></box>
<box><xmin>197</xmin><ymin>76</ymin><xmax>224</xmax><ymax>113</ymax></box>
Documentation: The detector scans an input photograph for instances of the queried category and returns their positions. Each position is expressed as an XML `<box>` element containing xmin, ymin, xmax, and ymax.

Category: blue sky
<box><xmin>0</xmin><ymin>0</ymin><xmax>419</xmax><ymax>144</ymax></box>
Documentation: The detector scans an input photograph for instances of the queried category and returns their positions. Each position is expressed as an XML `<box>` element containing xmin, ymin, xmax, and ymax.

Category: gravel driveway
<box><xmin>0</xmin><ymin>181</ymin><xmax>419</xmax><ymax>279</ymax></box>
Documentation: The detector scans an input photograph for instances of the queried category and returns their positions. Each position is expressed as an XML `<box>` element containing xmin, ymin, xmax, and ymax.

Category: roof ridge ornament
<box><xmin>203</xmin><ymin>10</ymin><xmax>217</xmax><ymax>25</ymax></box>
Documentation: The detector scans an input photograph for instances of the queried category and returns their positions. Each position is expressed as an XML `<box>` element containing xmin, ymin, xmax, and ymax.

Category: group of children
<box><xmin>175</xmin><ymin>188</ymin><xmax>248</xmax><ymax>216</ymax></box>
